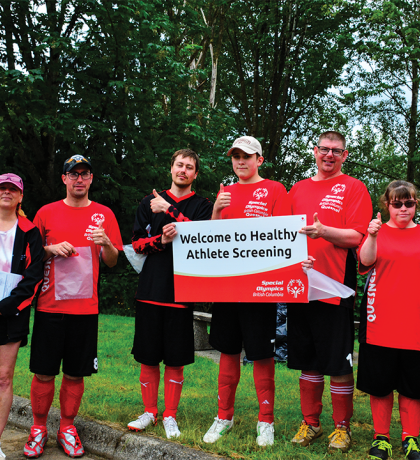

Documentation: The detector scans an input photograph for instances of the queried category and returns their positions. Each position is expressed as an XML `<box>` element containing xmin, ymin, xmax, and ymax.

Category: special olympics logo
<box><xmin>331</xmin><ymin>184</ymin><xmax>346</xmax><ymax>194</ymax></box>
<box><xmin>287</xmin><ymin>279</ymin><xmax>305</xmax><ymax>298</ymax></box>
<box><xmin>91</xmin><ymin>213</ymin><xmax>105</xmax><ymax>225</ymax></box>
<box><xmin>253</xmin><ymin>188</ymin><xmax>268</xmax><ymax>200</ymax></box>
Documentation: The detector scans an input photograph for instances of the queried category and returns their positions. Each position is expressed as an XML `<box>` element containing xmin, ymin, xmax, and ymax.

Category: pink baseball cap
<box><xmin>0</xmin><ymin>173</ymin><xmax>24</xmax><ymax>192</ymax></box>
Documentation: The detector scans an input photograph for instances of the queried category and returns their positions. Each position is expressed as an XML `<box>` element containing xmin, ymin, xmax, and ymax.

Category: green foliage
<box><xmin>344</xmin><ymin>0</ymin><xmax>420</xmax><ymax>186</ymax></box>
<box><xmin>345</xmin><ymin>125</ymin><xmax>406</xmax><ymax>207</ymax></box>
<box><xmin>0</xmin><ymin>0</ymin><xmax>372</xmax><ymax>220</ymax></box>
<box><xmin>0</xmin><ymin>0</ymin><xmax>235</xmax><ymax>227</ymax></box>
<box><xmin>99</xmin><ymin>271</ymin><xmax>138</xmax><ymax>317</ymax></box>
<box><xmin>355</xmin><ymin>272</ymin><xmax>367</xmax><ymax>322</ymax></box>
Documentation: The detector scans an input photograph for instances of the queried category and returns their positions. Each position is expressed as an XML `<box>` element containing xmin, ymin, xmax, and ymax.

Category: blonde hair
<box><xmin>16</xmin><ymin>202</ymin><xmax>26</xmax><ymax>218</ymax></box>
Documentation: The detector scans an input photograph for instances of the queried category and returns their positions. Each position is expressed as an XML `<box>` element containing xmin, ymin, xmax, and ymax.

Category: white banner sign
<box><xmin>172</xmin><ymin>215</ymin><xmax>309</xmax><ymax>303</ymax></box>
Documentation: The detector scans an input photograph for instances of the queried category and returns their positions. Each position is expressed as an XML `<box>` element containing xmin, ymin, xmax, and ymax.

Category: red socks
<box><xmin>299</xmin><ymin>372</ymin><xmax>324</xmax><ymax>426</ymax></box>
<box><xmin>31</xmin><ymin>375</ymin><xmax>55</xmax><ymax>426</ymax></box>
<box><xmin>217</xmin><ymin>354</ymin><xmax>274</xmax><ymax>422</ymax></box>
<box><xmin>59</xmin><ymin>376</ymin><xmax>84</xmax><ymax>430</ymax></box>
<box><xmin>370</xmin><ymin>393</ymin><xmax>420</xmax><ymax>440</ymax></box>
<box><xmin>399</xmin><ymin>394</ymin><xmax>420</xmax><ymax>440</ymax></box>
<box><xmin>370</xmin><ymin>393</ymin><xmax>393</xmax><ymax>439</ymax></box>
<box><xmin>217</xmin><ymin>353</ymin><xmax>240</xmax><ymax>420</ymax></box>
<box><xmin>140</xmin><ymin>365</ymin><xmax>185</xmax><ymax>418</ymax></box>
<box><xmin>299</xmin><ymin>373</ymin><xmax>353</xmax><ymax>428</ymax></box>
<box><xmin>254</xmin><ymin>358</ymin><xmax>275</xmax><ymax>423</ymax></box>
<box><xmin>330</xmin><ymin>377</ymin><xmax>354</xmax><ymax>428</ymax></box>
<box><xmin>163</xmin><ymin>366</ymin><xmax>184</xmax><ymax>419</ymax></box>
<box><xmin>140</xmin><ymin>364</ymin><xmax>160</xmax><ymax>416</ymax></box>
<box><xmin>31</xmin><ymin>374</ymin><xmax>85</xmax><ymax>430</ymax></box>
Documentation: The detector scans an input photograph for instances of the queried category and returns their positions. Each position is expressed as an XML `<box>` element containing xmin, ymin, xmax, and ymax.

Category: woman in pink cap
<box><xmin>0</xmin><ymin>174</ymin><xmax>44</xmax><ymax>459</ymax></box>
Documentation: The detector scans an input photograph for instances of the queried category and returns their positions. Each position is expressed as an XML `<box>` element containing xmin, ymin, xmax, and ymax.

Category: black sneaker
<box><xmin>402</xmin><ymin>437</ymin><xmax>420</xmax><ymax>460</ymax></box>
<box><xmin>369</xmin><ymin>435</ymin><xmax>392</xmax><ymax>460</ymax></box>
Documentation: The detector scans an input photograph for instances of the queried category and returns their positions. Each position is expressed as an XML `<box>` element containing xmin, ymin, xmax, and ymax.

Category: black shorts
<box><xmin>30</xmin><ymin>311</ymin><xmax>98</xmax><ymax>377</ymax></box>
<box><xmin>131</xmin><ymin>301</ymin><xmax>194</xmax><ymax>367</ymax></box>
<box><xmin>357</xmin><ymin>343</ymin><xmax>420</xmax><ymax>399</ymax></box>
<box><xmin>209</xmin><ymin>302</ymin><xmax>276</xmax><ymax>361</ymax></box>
<box><xmin>0</xmin><ymin>307</ymin><xmax>30</xmax><ymax>347</ymax></box>
<box><xmin>287</xmin><ymin>300</ymin><xmax>354</xmax><ymax>376</ymax></box>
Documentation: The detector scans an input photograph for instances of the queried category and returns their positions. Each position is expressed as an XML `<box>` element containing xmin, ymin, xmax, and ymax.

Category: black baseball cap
<box><xmin>63</xmin><ymin>155</ymin><xmax>92</xmax><ymax>174</ymax></box>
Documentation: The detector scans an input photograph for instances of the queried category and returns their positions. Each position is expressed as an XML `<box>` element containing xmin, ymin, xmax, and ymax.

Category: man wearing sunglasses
<box><xmin>288</xmin><ymin>131</ymin><xmax>372</xmax><ymax>453</ymax></box>
<box><xmin>24</xmin><ymin>155</ymin><xmax>123</xmax><ymax>459</ymax></box>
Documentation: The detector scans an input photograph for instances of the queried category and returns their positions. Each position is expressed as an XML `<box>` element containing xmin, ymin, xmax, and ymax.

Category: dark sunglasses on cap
<box><xmin>389</xmin><ymin>200</ymin><xmax>417</xmax><ymax>209</ymax></box>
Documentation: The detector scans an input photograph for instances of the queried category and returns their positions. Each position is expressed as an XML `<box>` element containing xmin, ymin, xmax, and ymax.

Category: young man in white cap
<box><xmin>127</xmin><ymin>149</ymin><xmax>213</xmax><ymax>440</ymax></box>
<box><xmin>203</xmin><ymin>136</ymin><xmax>291</xmax><ymax>446</ymax></box>
<box><xmin>24</xmin><ymin>155</ymin><xmax>123</xmax><ymax>459</ymax></box>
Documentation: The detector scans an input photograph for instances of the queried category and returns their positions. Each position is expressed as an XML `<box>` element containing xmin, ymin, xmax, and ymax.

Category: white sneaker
<box><xmin>203</xmin><ymin>416</ymin><xmax>234</xmax><ymax>443</ymax></box>
<box><xmin>256</xmin><ymin>421</ymin><xmax>274</xmax><ymax>446</ymax></box>
<box><xmin>163</xmin><ymin>416</ymin><xmax>181</xmax><ymax>439</ymax></box>
<box><xmin>127</xmin><ymin>412</ymin><xmax>157</xmax><ymax>431</ymax></box>
<box><xmin>0</xmin><ymin>442</ymin><xmax>5</xmax><ymax>459</ymax></box>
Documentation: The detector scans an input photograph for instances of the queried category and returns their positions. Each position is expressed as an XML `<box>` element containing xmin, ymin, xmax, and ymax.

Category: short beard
<box><xmin>173</xmin><ymin>178</ymin><xmax>191</xmax><ymax>188</ymax></box>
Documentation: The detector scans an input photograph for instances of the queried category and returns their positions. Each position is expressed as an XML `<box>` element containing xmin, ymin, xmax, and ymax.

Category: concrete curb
<box><xmin>9</xmin><ymin>396</ymin><xmax>225</xmax><ymax>460</ymax></box>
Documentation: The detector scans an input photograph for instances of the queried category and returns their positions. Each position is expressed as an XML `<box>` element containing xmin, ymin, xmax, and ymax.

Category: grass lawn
<box><xmin>12</xmin><ymin>312</ymin><xmax>407</xmax><ymax>459</ymax></box>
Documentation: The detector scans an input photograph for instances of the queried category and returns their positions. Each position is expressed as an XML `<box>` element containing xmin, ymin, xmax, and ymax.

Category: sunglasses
<box><xmin>389</xmin><ymin>200</ymin><xmax>417</xmax><ymax>209</ymax></box>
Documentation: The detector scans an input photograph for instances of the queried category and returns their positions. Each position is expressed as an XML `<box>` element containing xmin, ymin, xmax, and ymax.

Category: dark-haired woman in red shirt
<box><xmin>358</xmin><ymin>180</ymin><xmax>420</xmax><ymax>460</ymax></box>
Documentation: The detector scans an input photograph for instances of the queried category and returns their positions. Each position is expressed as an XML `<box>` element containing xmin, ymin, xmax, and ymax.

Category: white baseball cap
<box><xmin>227</xmin><ymin>136</ymin><xmax>263</xmax><ymax>156</ymax></box>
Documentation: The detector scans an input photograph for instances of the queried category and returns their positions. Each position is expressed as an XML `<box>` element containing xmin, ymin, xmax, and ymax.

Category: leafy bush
<box><xmin>355</xmin><ymin>272</ymin><xmax>368</xmax><ymax>322</ymax></box>
<box><xmin>99</xmin><ymin>259</ymin><xmax>138</xmax><ymax>317</ymax></box>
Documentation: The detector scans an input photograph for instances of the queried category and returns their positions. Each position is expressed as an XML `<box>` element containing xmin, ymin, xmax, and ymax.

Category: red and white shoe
<box><xmin>56</xmin><ymin>425</ymin><xmax>84</xmax><ymax>458</ymax></box>
<box><xmin>127</xmin><ymin>412</ymin><xmax>157</xmax><ymax>432</ymax></box>
<box><xmin>24</xmin><ymin>425</ymin><xmax>48</xmax><ymax>458</ymax></box>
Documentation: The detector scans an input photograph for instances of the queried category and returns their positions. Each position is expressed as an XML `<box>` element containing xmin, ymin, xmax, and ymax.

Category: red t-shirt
<box><xmin>34</xmin><ymin>200</ymin><xmax>123</xmax><ymax>315</ymax></box>
<box><xmin>289</xmin><ymin>174</ymin><xmax>372</xmax><ymax>305</ymax></box>
<box><xmin>358</xmin><ymin>224</ymin><xmax>420</xmax><ymax>351</ymax></box>
<box><xmin>220</xmin><ymin>179</ymin><xmax>290</xmax><ymax>219</ymax></box>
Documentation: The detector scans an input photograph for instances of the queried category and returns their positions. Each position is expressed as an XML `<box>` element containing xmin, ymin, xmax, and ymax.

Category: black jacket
<box><xmin>0</xmin><ymin>216</ymin><xmax>44</xmax><ymax>318</ymax></box>
<box><xmin>132</xmin><ymin>190</ymin><xmax>213</xmax><ymax>304</ymax></box>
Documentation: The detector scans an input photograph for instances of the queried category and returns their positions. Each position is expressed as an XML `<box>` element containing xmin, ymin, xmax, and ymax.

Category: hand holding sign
<box><xmin>162</xmin><ymin>223</ymin><xmax>177</xmax><ymax>245</ymax></box>
<box><xmin>367</xmin><ymin>212</ymin><xmax>382</xmax><ymax>237</ymax></box>
<box><xmin>151</xmin><ymin>189</ymin><xmax>171</xmax><ymax>214</ymax></box>
<box><xmin>301</xmin><ymin>255</ymin><xmax>316</xmax><ymax>270</ymax></box>
<box><xmin>299</xmin><ymin>212</ymin><xmax>325</xmax><ymax>239</ymax></box>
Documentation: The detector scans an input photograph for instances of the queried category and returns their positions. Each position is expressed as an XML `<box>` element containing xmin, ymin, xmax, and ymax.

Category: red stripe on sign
<box><xmin>174</xmin><ymin>263</ymin><xmax>309</xmax><ymax>303</ymax></box>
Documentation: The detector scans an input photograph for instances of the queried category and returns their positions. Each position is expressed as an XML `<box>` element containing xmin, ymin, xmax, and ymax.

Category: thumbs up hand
<box><xmin>299</xmin><ymin>212</ymin><xmax>325</xmax><ymax>240</ymax></box>
<box><xmin>214</xmin><ymin>183</ymin><xmax>231</xmax><ymax>215</ymax></box>
<box><xmin>150</xmin><ymin>189</ymin><xmax>171</xmax><ymax>214</ymax></box>
<box><xmin>92</xmin><ymin>219</ymin><xmax>111</xmax><ymax>247</ymax></box>
<box><xmin>367</xmin><ymin>212</ymin><xmax>382</xmax><ymax>237</ymax></box>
